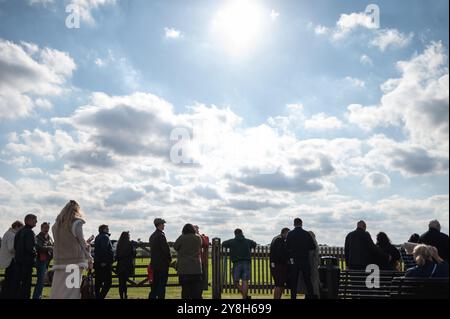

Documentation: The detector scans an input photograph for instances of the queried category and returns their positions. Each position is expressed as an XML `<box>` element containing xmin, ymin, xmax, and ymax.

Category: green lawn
<box><xmin>1</xmin><ymin>256</ymin><xmax>295</xmax><ymax>299</ymax></box>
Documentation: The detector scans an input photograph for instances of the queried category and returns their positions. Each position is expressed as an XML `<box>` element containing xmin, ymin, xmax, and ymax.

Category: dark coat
<box><xmin>286</xmin><ymin>227</ymin><xmax>315</xmax><ymax>264</ymax></box>
<box><xmin>405</xmin><ymin>260</ymin><xmax>449</xmax><ymax>278</ymax></box>
<box><xmin>35</xmin><ymin>232</ymin><xmax>54</xmax><ymax>262</ymax></box>
<box><xmin>94</xmin><ymin>232</ymin><xmax>114</xmax><ymax>265</ymax></box>
<box><xmin>14</xmin><ymin>225</ymin><xmax>36</xmax><ymax>265</ymax></box>
<box><xmin>419</xmin><ymin>228</ymin><xmax>449</xmax><ymax>262</ymax></box>
<box><xmin>116</xmin><ymin>241</ymin><xmax>136</xmax><ymax>276</ymax></box>
<box><xmin>149</xmin><ymin>229</ymin><xmax>171</xmax><ymax>271</ymax></box>
<box><xmin>270</xmin><ymin>235</ymin><xmax>290</xmax><ymax>265</ymax></box>
<box><xmin>344</xmin><ymin>228</ymin><xmax>387</xmax><ymax>269</ymax></box>
<box><xmin>222</xmin><ymin>235</ymin><xmax>257</xmax><ymax>263</ymax></box>
<box><xmin>376</xmin><ymin>243</ymin><xmax>401</xmax><ymax>270</ymax></box>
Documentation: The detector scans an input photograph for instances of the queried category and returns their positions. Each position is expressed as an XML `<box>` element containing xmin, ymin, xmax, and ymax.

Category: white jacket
<box><xmin>0</xmin><ymin>228</ymin><xmax>16</xmax><ymax>269</ymax></box>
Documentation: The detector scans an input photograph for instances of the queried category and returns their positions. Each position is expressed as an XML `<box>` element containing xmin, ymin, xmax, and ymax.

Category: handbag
<box><xmin>80</xmin><ymin>270</ymin><xmax>95</xmax><ymax>299</ymax></box>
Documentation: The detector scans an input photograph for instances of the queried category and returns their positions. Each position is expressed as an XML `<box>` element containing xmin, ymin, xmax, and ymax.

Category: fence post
<box><xmin>212</xmin><ymin>237</ymin><xmax>222</xmax><ymax>299</ymax></box>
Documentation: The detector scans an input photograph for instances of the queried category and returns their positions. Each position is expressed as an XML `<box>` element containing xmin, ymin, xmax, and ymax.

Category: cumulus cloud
<box><xmin>370</xmin><ymin>29</ymin><xmax>414</xmax><ymax>51</ymax></box>
<box><xmin>345</xmin><ymin>76</ymin><xmax>365</xmax><ymax>88</ymax></box>
<box><xmin>361</xmin><ymin>135</ymin><xmax>449</xmax><ymax>177</ymax></box>
<box><xmin>347</xmin><ymin>42</ymin><xmax>449</xmax><ymax>156</ymax></box>
<box><xmin>0</xmin><ymin>39</ymin><xmax>75</xmax><ymax>120</ymax></box>
<box><xmin>362</xmin><ymin>171</ymin><xmax>391</xmax><ymax>188</ymax></box>
<box><xmin>304</xmin><ymin>113</ymin><xmax>343</xmax><ymax>130</ymax></box>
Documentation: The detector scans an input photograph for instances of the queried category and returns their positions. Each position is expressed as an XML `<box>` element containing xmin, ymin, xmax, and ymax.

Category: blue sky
<box><xmin>0</xmin><ymin>0</ymin><xmax>448</xmax><ymax>245</ymax></box>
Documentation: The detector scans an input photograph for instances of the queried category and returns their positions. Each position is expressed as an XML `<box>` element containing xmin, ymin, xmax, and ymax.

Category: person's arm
<box><xmin>107</xmin><ymin>238</ymin><xmax>114</xmax><ymax>262</ymax></box>
<box><xmin>250</xmin><ymin>240</ymin><xmax>257</xmax><ymax>250</ymax></box>
<box><xmin>160</xmin><ymin>234</ymin><xmax>171</xmax><ymax>262</ymax></box>
<box><xmin>7</xmin><ymin>233</ymin><xmax>15</xmax><ymax>254</ymax></box>
<box><xmin>173</xmin><ymin>236</ymin><xmax>182</xmax><ymax>252</ymax></box>
<box><xmin>25</xmin><ymin>230</ymin><xmax>36</xmax><ymax>258</ymax></box>
<box><xmin>344</xmin><ymin>233</ymin><xmax>350</xmax><ymax>265</ymax></box>
<box><xmin>307</xmin><ymin>233</ymin><xmax>315</xmax><ymax>251</ymax></box>
<box><xmin>73</xmin><ymin>221</ymin><xmax>93</xmax><ymax>263</ymax></box>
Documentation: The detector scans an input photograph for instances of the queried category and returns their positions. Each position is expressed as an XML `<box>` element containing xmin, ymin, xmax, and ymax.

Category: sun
<box><xmin>211</xmin><ymin>0</ymin><xmax>267</xmax><ymax>57</ymax></box>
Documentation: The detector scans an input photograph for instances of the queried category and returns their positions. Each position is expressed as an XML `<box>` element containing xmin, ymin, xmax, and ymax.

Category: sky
<box><xmin>0</xmin><ymin>0</ymin><xmax>448</xmax><ymax>246</ymax></box>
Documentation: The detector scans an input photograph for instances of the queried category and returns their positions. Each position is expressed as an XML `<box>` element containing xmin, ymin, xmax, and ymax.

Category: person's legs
<box><xmin>22</xmin><ymin>263</ymin><xmax>33</xmax><ymax>299</ymax></box>
<box><xmin>100</xmin><ymin>264</ymin><xmax>112</xmax><ymax>299</ymax></box>
<box><xmin>94</xmin><ymin>265</ymin><xmax>105</xmax><ymax>299</ymax></box>
<box><xmin>2</xmin><ymin>259</ymin><xmax>18</xmax><ymax>299</ymax></box>
<box><xmin>149</xmin><ymin>271</ymin><xmax>159</xmax><ymax>299</ymax></box>
<box><xmin>241</xmin><ymin>261</ymin><xmax>251</xmax><ymax>299</ymax></box>
<box><xmin>232</xmin><ymin>262</ymin><xmax>243</xmax><ymax>295</ymax></box>
<box><xmin>300</xmin><ymin>262</ymin><xmax>315</xmax><ymax>299</ymax></box>
<box><xmin>118</xmin><ymin>273</ymin><xmax>125</xmax><ymax>299</ymax></box>
<box><xmin>290</xmin><ymin>265</ymin><xmax>300</xmax><ymax>299</ymax></box>
<box><xmin>158</xmin><ymin>269</ymin><xmax>169</xmax><ymax>299</ymax></box>
<box><xmin>32</xmin><ymin>260</ymin><xmax>47</xmax><ymax>299</ymax></box>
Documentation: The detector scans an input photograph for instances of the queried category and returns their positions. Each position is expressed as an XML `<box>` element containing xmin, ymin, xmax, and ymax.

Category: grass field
<box><xmin>1</xmin><ymin>256</ymin><xmax>294</xmax><ymax>299</ymax></box>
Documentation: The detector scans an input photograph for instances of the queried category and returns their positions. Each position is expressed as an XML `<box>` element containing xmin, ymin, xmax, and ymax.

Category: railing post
<box><xmin>212</xmin><ymin>237</ymin><xmax>222</xmax><ymax>299</ymax></box>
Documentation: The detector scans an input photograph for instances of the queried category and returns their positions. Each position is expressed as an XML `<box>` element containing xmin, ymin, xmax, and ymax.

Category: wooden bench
<box><xmin>339</xmin><ymin>270</ymin><xmax>405</xmax><ymax>299</ymax></box>
<box><xmin>390</xmin><ymin>277</ymin><xmax>449</xmax><ymax>299</ymax></box>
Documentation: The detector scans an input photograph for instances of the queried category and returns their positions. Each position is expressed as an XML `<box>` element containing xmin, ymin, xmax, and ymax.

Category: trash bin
<box><xmin>319</xmin><ymin>256</ymin><xmax>340</xmax><ymax>299</ymax></box>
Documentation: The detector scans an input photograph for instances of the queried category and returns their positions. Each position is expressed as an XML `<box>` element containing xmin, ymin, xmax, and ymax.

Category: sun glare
<box><xmin>211</xmin><ymin>0</ymin><xmax>268</xmax><ymax>57</ymax></box>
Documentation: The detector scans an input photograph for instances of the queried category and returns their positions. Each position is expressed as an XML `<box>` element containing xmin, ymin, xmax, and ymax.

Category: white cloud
<box><xmin>0</xmin><ymin>39</ymin><xmax>75</xmax><ymax>120</ymax></box>
<box><xmin>345</xmin><ymin>76</ymin><xmax>365</xmax><ymax>88</ymax></box>
<box><xmin>371</xmin><ymin>29</ymin><xmax>414</xmax><ymax>51</ymax></box>
<box><xmin>69</xmin><ymin>0</ymin><xmax>117</xmax><ymax>26</ymax></box>
<box><xmin>164</xmin><ymin>27</ymin><xmax>183</xmax><ymax>39</ymax></box>
<box><xmin>314</xmin><ymin>25</ymin><xmax>329</xmax><ymax>35</ymax></box>
<box><xmin>360</xmin><ymin>54</ymin><xmax>373</xmax><ymax>66</ymax></box>
<box><xmin>304</xmin><ymin>113</ymin><xmax>343</xmax><ymax>130</ymax></box>
<box><xmin>333</xmin><ymin>12</ymin><xmax>376</xmax><ymax>39</ymax></box>
<box><xmin>346</xmin><ymin>42</ymin><xmax>449</xmax><ymax>156</ymax></box>
<box><xmin>362</xmin><ymin>171</ymin><xmax>391</xmax><ymax>188</ymax></box>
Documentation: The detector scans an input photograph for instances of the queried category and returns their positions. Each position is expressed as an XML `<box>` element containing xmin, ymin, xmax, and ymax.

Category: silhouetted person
<box><xmin>94</xmin><ymin>224</ymin><xmax>114</xmax><ymax>299</ymax></box>
<box><xmin>0</xmin><ymin>220</ymin><xmax>23</xmax><ymax>299</ymax></box>
<box><xmin>174</xmin><ymin>224</ymin><xmax>203</xmax><ymax>299</ymax></box>
<box><xmin>375</xmin><ymin>232</ymin><xmax>401</xmax><ymax>270</ymax></box>
<box><xmin>116</xmin><ymin>231</ymin><xmax>136</xmax><ymax>299</ymax></box>
<box><xmin>270</xmin><ymin>227</ymin><xmax>290</xmax><ymax>299</ymax></box>
<box><xmin>419</xmin><ymin>220</ymin><xmax>449</xmax><ymax>262</ymax></box>
<box><xmin>286</xmin><ymin>218</ymin><xmax>317</xmax><ymax>299</ymax></box>
<box><xmin>222</xmin><ymin>229</ymin><xmax>257</xmax><ymax>299</ymax></box>
<box><xmin>344</xmin><ymin>220</ymin><xmax>387</xmax><ymax>270</ymax></box>
<box><xmin>33</xmin><ymin>222</ymin><xmax>54</xmax><ymax>299</ymax></box>
<box><xmin>148</xmin><ymin>218</ymin><xmax>171</xmax><ymax>299</ymax></box>
<box><xmin>14</xmin><ymin>214</ymin><xmax>37</xmax><ymax>299</ymax></box>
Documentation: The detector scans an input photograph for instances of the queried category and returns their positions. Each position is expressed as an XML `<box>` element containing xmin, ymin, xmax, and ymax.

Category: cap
<box><xmin>154</xmin><ymin>218</ymin><xmax>166</xmax><ymax>227</ymax></box>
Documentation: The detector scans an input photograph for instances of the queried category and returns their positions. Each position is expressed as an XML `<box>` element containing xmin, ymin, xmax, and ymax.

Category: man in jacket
<box><xmin>270</xmin><ymin>227</ymin><xmax>290</xmax><ymax>299</ymax></box>
<box><xmin>286</xmin><ymin>218</ymin><xmax>316</xmax><ymax>299</ymax></box>
<box><xmin>94</xmin><ymin>224</ymin><xmax>114</xmax><ymax>299</ymax></box>
<box><xmin>344</xmin><ymin>220</ymin><xmax>386</xmax><ymax>270</ymax></box>
<box><xmin>148</xmin><ymin>218</ymin><xmax>171</xmax><ymax>299</ymax></box>
<box><xmin>0</xmin><ymin>220</ymin><xmax>23</xmax><ymax>299</ymax></box>
<box><xmin>32</xmin><ymin>222</ymin><xmax>54</xmax><ymax>299</ymax></box>
<box><xmin>14</xmin><ymin>214</ymin><xmax>37</xmax><ymax>299</ymax></box>
<box><xmin>419</xmin><ymin>220</ymin><xmax>449</xmax><ymax>262</ymax></box>
<box><xmin>222</xmin><ymin>229</ymin><xmax>257</xmax><ymax>299</ymax></box>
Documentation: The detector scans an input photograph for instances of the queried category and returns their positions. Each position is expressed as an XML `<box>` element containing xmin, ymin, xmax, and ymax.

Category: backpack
<box><xmin>80</xmin><ymin>270</ymin><xmax>95</xmax><ymax>299</ymax></box>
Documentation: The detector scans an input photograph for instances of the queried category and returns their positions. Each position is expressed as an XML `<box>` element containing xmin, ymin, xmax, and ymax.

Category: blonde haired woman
<box><xmin>50</xmin><ymin>200</ymin><xmax>93</xmax><ymax>299</ymax></box>
<box><xmin>405</xmin><ymin>244</ymin><xmax>449</xmax><ymax>278</ymax></box>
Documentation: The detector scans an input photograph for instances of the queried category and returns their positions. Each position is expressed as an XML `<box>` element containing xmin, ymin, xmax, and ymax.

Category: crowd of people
<box><xmin>0</xmin><ymin>199</ymin><xmax>448</xmax><ymax>300</ymax></box>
